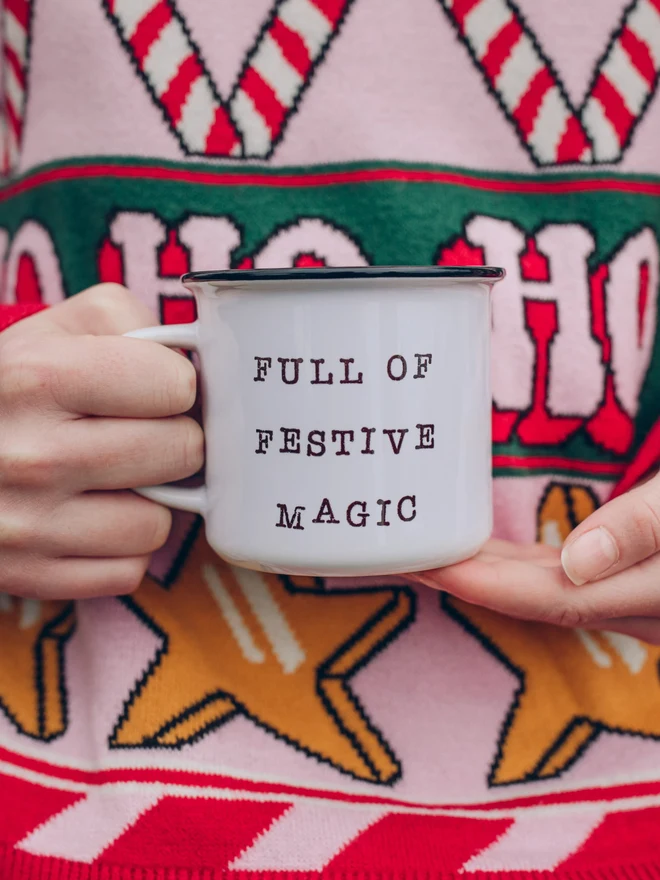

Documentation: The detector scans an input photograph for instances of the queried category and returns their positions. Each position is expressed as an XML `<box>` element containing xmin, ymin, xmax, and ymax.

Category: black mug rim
<box><xmin>182</xmin><ymin>265</ymin><xmax>505</xmax><ymax>285</ymax></box>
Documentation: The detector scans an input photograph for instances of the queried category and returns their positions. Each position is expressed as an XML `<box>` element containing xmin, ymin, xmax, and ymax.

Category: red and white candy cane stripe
<box><xmin>101</xmin><ymin>0</ymin><xmax>659</xmax><ymax>166</ymax></box>
<box><xmin>103</xmin><ymin>0</ymin><xmax>242</xmax><ymax>157</ymax></box>
<box><xmin>1</xmin><ymin>0</ymin><xmax>33</xmax><ymax>174</ymax></box>
<box><xmin>440</xmin><ymin>0</ymin><xmax>593</xmax><ymax>166</ymax></box>
<box><xmin>230</xmin><ymin>0</ymin><xmax>341</xmax><ymax>154</ymax></box>
<box><xmin>582</xmin><ymin>0</ymin><xmax>660</xmax><ymax>161</ymax></box>
<box><xmin>440</xmin><ymin>0</ymin><xmax>660</xmax><ymax>166</ymax></box>
<box><xmin>103</xmin><ymin>0</ymin><xmax>353</xmax><ymax>159</ymax></box>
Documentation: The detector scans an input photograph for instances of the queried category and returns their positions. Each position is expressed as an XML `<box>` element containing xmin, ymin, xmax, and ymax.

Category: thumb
<box><xmin>561</xmin><ymin>475</ymin><xmax>660</xmax><ymax>585</ymax></box>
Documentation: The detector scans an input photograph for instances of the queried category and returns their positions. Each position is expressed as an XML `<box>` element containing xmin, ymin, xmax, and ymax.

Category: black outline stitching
<box><xmin>578</xmin><ymin>0</ymin><xmax>660</xmax><ymax>162</ymax></box>
<box><xmin>100</xmin><ymin>0</ymin><xmax>242</xmax><ymax>157</ymax></box>
<box><xmin>157</xmin><ymin>226</ymin><xmax>193</xmax><ymax>279</ymax></box>
<box><xmin>435</xmin><ymin>0</ymin><xmax>660</xmax><ymax>167</ymax></box>
<box><xmin>229</xmin><ymin>213</ymin><xmax>374</xmax><ymax>269</ymax></box>
<box><xmin>101</xmin><ymin>0</ymin><xmax>357</xmax><ymax>160</ymax></box>
<box><xmin>111</xmin><ymin>576</ymin><xmax>416</xmax><ymax>786</ymax></box>
<box><xmin>229</xmin><ymin>0</ymin><xmax>358</xmax><ymax>160</ymax></box>
<box><xmin>435</xmin><ymin>0</ymin><xmax>594</xmax><ymax>168</ymax></box>
<box><xmin>158</xmin><ymin>293</ymin><xmax>197</xmax><ymax>325</ymax></box>
<box><xmin>97</xmin><ymin>207</ymin><xmax>248</xmax><ymax>285</ymax></box>
<box><xmin>442</xmin><ymin>592</ymin><xmax>660</xmax><ymax>787</ymax></box>
<box><xmin>150</xmin><ymin>515</ymin><xmax>203</xmax><ymax>589</ymax></box>
<box><xmin>582</xmin><ymin>223</ymin><xmax>659</xmax><ymax>457</ymax></box>
<box><xmin>441</xmin><ymin>593</ymin><xmax>603</xmax><ymax>787</ymax></box>
<box><xmin>535</xmin><ymin>480</ymin><xmax>601</xmax><ymax>543</ymax></box>
<box><xmin>0</xmin><ymin>601</ymin><xmax>76</xmax><ymax>742</ymax></box>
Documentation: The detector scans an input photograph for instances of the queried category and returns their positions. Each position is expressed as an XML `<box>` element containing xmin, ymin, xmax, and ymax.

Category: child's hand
<box><xmin>0</xmin><ymin>284</ymin><xmax>203</xmax><ymax>600</ymax></box>
<box><xmin>412</xmin><ymin>475</ymin><xmax>660</xmax><ymax>643</ymax></box>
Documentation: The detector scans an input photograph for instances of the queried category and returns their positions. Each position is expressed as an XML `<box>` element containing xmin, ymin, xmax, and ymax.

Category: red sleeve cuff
<box><xmin>611</xmin><ymin>417</ymin><xmax>660</xmax><ymax>499</ymax></box>
<box><xmin>0</xmin><ymin>303</ymin><xmax>48</xmax><ymax>332</ymax></box>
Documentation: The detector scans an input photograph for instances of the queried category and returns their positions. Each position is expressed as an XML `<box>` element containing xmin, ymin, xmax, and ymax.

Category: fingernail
<box><xmin>561</xmin><ymin>527</ymin><xmax>619</xmax><ymax>585</ymax></box>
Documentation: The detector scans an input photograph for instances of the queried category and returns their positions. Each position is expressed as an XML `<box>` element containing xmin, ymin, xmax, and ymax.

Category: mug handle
<box><xmin>123</xmin><ymin>322</ymin><xmax>206</xmax><ymax>516</ymax></box>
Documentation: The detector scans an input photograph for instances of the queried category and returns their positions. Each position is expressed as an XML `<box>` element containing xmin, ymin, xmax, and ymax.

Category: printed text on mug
<box><xmin>253</xmin><ymin>353</ymin><xmax>435</xmax><ymax>530</ymax></box>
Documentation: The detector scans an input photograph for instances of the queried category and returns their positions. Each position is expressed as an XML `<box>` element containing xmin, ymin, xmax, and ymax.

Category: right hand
<box><xmin>0</xmin><ymin>284</ymin><xmax>204</xmax><ymax>600</ymax></box>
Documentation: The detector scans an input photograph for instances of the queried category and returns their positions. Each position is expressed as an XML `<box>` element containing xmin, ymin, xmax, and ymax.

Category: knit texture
<box><xmin>2</xmin><ymin>0</ymin><xmax>660</xmax><ymax>875</ymax></box>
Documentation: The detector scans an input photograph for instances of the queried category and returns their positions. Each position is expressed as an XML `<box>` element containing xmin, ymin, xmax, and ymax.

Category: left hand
<box><xmin>411</xmin><ymin>474</ymin><xmax>660</xmax><ymax>643</ymax></box>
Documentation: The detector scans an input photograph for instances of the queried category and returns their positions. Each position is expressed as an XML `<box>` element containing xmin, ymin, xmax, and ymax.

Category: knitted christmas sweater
<box><xmin>2</xmin><ymin>0</ymin><xmax>660</xmax><ymax>876</ymax></box>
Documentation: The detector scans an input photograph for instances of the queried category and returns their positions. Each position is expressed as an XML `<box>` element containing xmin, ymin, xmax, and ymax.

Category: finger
<box><xmin>411</xmin><ymin>553</ymin><xmax>569</xmax><ymax>622</ymax></box>
<box><xmin>1</xmin><ymin>554</ymin><xmax>151</xmax><ymax>600</ymax></box>
<box><xmin>39</xmin><ymin>492</ymin><xmax>172</xmax><ymax>557</ymax></box>
<box><xmin>70</xmin><ymin>416</ymin><xmax>205</xmax><ymax>490</ymax></box>
<box><xmin>561</xmin><ymin>475</ymin><xmax>660</xmax><ymax>585</ymax></box>
<box><xmin>414</xmin><ymin>549</ymin><xmax>660</xmax><ymax>629</ymax></box>
<box><xmin>16</xmin><ymin>284</ymin><xmax>157</xmax><ymax>337</ymax></box>
<box><xmin>584</xmin><ymin>616</ymin><xmax>660</xmax><ymax>645</ymax></box>
<box><xmin>5</xmin><ymin>417</ymin><xmax>204</xmax><ymax>492</ymax></box>
<box><xmin>475</xmin><ymin>538</ymin><xmax>557</xmax><ymax>562</ymax></box>
<box><xmin>3</xmin><ymin>334</ymin><xmax>197</xmax><ymax>418</ymax></box>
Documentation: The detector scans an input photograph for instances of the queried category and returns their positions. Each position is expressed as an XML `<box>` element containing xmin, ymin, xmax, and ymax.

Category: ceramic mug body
<box><xmin>126</xmin><ymin>266</ymin><xmax>503</xmax><ymax>576</ymax></box>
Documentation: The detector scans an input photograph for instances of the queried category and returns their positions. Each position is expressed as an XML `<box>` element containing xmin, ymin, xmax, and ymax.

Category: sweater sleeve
<box><xmin>0</xmin><ymin>303</ymin><xmax>48</xmax><ymax>331</ymax></box>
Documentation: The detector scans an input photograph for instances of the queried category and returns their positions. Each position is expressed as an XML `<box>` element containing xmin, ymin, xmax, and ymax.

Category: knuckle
<box><xmin>0</xmin><ymin>509</ymin><xmax>38</xmax><ymax>552</ymax></box>
<box><xmin>546</xmin><ymin>600</ymin><xmax>588</xmax><ymax>629</ymax></box>
<box><xmin>0</xmin><ymin>559</ymin><xmax>47</xmax><ymax>599</ymax></box>
<box><xmin>556</xmin><ymin>606</ymin><xmax>585</xmax><ymax>629</ymax></box>
<box><xmin>0</xmin><ymin>338</ymin><xmax>55</xmax><ymax>406</ymax></box>
<box><xmin>86</xmin><ymin>283</ymin><xmax>135</xmax><ymax>314</ymax></box>
<box><xmin>0</xmin><ymin>440</ymin><xmax>66</xmax><ymax>488</ymax></box>
<box><xmin>84</xmin><ymin>284</ymin><xmax>150</xmax><ymax>332</ymax></box>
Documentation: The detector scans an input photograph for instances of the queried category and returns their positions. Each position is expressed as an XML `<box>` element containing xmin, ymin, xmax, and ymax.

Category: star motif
<box><xmin>444</xmin><ymin>481</ymin><xmax>660</xmax><ymax>786</ymax></box>
<box><xmin>111</xmin><ymin>535</ymin><xmax>415</xmax><ymax>784</ymax></box>
<box><xmin>0</xmin><ymin>596</ymin><xmax>75</xmax><ymax>740</ymax></box>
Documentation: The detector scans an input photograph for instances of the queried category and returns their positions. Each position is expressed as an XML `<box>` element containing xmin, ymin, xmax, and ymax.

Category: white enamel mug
<box><xmin>125</xmin><ymin>266</ymin><xmax>503</xmax><ymax>577</ymax></box>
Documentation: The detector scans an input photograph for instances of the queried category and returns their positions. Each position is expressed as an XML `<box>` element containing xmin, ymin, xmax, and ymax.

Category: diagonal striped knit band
<box><xmin>102</xmin><ymin>0</ymin><xmax>353</xmax><ymax>158</ymax></box>
<box><xmin>440</xmin><ymin>0</ymin><xmax>660</xmax><ymax>165</ymax></box>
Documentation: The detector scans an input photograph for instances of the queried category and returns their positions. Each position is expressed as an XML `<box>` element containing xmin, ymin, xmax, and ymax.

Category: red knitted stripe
<box><xmin>204</xmin><ymin>105</ymin><xmax>242</xmax><ymax>156</ymax></box>
<box><xmin>239</xmin><ymin>67</ymin><xmax>287</xmax><ymax>136</ymax></box>
<box><xmin>160</xmin><ymin>54</ymin><xmax>203</xmax><ymax>125</ymax></box>
<box><xmin>592</xmin><ymin>72</ymin><xmax>635</xmax><ymax>144</ymax></box>
<box><xmin>4</xmin><ymin>43</ymin><xmax>26</xmax><ymax>88</ymax></box>
<box><xmin>310</xmin><ymin>0</ymin><xmax>346</xmax><ymax>26</ymax></box>
<box><xmin>556</xmin><ymin>115</ymin><xmax>591</xmax><ymax>164</ymax></box>
<box><xmin>130</xmin><ymin>0</ymin><xmax>172</xmax><ymax>65</ymax></box>
<box><xmin>482</xmin><ymin>17</ymin><xmax>522</xmax><ymax>82</ymax></box>
<box><xmin>620</xmin><ymin>25</ymin><xmax>657</xmax><ymax>87</ymax></box>
<box><xmin>449</xmin><ymin>0</ymin><xmax>482</xmax><ymax>30</ymax></box>
<box><xmin>5</xmin><ymin>97</ymin><xmax>22</xmax><ymax>140</ymax></box>
<box><xmin>513</xmin><ymin>66</ymin><xmax>553</xmax><ymax>138</ymax></box>
<box><xmin>4</xmin><ymin>0</ymin><xmax>29</xmax><ymax>30</ymax></box>
<box><xmin>270</xmin><ymin>16</ymin><xmax>312</xmax><ymax>78</ymax></box>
